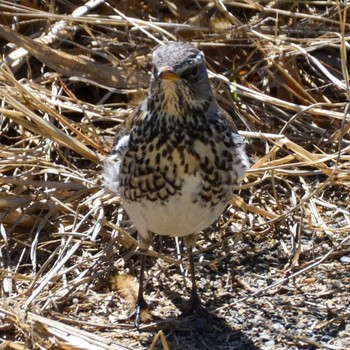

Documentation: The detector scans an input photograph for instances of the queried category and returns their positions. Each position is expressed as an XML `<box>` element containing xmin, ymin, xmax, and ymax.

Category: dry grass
<box><xmin>0</xmin><ymin>0</ymin><xmax>350</xmax><ymax>349</ymax></box>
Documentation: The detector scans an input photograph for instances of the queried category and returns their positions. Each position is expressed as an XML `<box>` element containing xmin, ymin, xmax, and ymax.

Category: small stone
<box><xmin>253</xmin><ymin>314</ymin><xmax>262</xmax><ymax>323</ymax></box>
<box><xmin>264</xmin><ymin>340</ymin><xmax>275</xmax><ymax>348</ymax></box>
<box><xmin>340</xmin><ymin>256</ymin><xmax>350</xmax><ymax>264</ymax></box>
<box><xmin>259</xmin><ymin>333</ymin><xmax>271</xmax><ymax>341</ymax></box>
<box><xmin>316</xmin><ymin>273</ymin><xmax>327</xmax><ymax>280</ymax></box>
<box><xmin>272</xmin><ymin>323</ymin><xmax>285</xmax><ymax>331</ymax></box>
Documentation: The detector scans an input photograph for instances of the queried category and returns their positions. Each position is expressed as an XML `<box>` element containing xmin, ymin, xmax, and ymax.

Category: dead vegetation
<box><xmin>0</xmin><ymin>0</ymin><xmax>349</xmax><ymax>349</ymax></box>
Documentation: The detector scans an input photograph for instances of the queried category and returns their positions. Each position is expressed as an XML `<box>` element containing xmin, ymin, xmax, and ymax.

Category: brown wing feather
<box><xmin>111</xmin><ymin>99</ymin><xmax>147</xmax><ymax>151</ymax></box>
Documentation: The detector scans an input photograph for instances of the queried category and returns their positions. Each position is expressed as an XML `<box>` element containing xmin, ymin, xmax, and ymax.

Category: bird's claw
<box><xmin>130</xmin><ymin>297</ymin><xmax>149</xmax><ymax>329</ymax></box>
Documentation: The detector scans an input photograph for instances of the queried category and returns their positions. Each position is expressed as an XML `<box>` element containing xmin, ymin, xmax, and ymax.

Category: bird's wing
<box><xmin>218</xmin><ymin>107</ymin><xmax>250</xmax><ymax>175</ymax></box>
<box><xmin>217</xmin><ymin>106</ymin><xmax>239</xmax><ymax>134</ymax></box>
<box><xmin>110</xmin><ymin>98</ymin><xmax>147</xmax><ymax>152</ymax></box>
<box><xmin>103</xmin><ymin>98</ymin><xmax>148</xmax><ymax>193</ymax></box>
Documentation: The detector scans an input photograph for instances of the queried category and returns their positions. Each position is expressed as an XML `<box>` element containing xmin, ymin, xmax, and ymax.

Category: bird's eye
<box><xmin>183</xmin><ymin>65</ymin><xmax>199</xmax><ymax>79</ymax></box>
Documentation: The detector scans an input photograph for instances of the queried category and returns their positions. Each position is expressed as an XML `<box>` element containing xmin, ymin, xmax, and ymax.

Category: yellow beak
<box><xmin>158</xmin><ymin>66</ymin><xmax>178</xmax><ymax>80</ymax></box>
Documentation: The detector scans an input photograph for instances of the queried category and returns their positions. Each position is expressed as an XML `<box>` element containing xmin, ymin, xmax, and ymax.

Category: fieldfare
<box><xmin>103</xmin><ymin>41</ymin><xmax>249</xmax><ymax>327</ymax></box>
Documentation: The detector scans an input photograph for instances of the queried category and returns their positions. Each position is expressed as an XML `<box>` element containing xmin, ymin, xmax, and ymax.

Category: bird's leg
<box><xmin>131</xmin><ymin>233</ymin><xmax>152</xmax><ymax>328</ymax></box>
<box><xmin>182</xmin><ymin>235</ymin><xmax>215</xmax><ymax>319</ymax></box>
<box><xmin>133</xmin><ymin>253</ymin><xmax>148</xmax><ymax>328</ymax></box>
<box><xmin>188</xmin><ymin>246</ymin><xmax>202</xmax><ymax>310</ymax></box>
<box><xmin>182</xmin><ymin>234</ymin><xmax>204</xmax><ymax>314</ymax></box>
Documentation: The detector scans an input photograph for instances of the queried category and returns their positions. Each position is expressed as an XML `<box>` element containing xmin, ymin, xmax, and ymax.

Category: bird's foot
<box><xmin>130</xmin><ymin>296</ymin><xmax>149</xmax><ymax>329</ymax></box>
<box><xmin>179</xmin><ymin>292</ymin><xmax>227</xmax><ymax>332</ymax></box>
<box><xmin>181</xmin><ymin>292</ymin><xmax>208</xmax><ymax>317</ymax></box>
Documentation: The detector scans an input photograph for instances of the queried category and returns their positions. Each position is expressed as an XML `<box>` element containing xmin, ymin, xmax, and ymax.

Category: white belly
<box><xmin>121</xmin><ymin>175</ymin><xmax>227</xmax><ymax>237</ymax></box>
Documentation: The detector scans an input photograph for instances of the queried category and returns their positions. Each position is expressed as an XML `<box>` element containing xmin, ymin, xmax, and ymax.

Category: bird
<box><xmin>103</xmin><ymin>41</ymin><xmax>249</xmax><ymax>327</ymax></box>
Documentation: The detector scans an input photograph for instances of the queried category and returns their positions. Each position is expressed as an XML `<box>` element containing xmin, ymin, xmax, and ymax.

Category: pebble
<box><xmin>340</xmin><ymin>256</ymin><xmax>350</xmax><ymax>264</ymax></box>
<box><xmin>253</xmin><ymin>314</ymin><xmax>262</xmax><ymax>323</ymax></box>
<box><xmin>316</xmin><ymin>272</ymin><xmax>327</xmax><ymax>280</ymax></box>
<box><xmin>264</xmin><ymin>340</ymin><xmax>276</xmax><ymax>348</ymax></box>
<box><xmin>272</xmin><ymin>323</ymin><xmax>285</xmax><ymax>331</ymax></box>
<box><xmin>259</xmin><ymin>333</ymin><xmax>271</xmax><ymax>341</ymax></box>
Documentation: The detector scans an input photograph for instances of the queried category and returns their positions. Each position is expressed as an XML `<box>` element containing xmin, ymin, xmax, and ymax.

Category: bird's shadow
<box><xmin>140</xmin><ymin>305</ymin><xmax>260</xmax><ymax>350</ymax></box>
<box><xmin>138</xmin><ymin>287</ymin><xmax>260</xmax><ymax>350</ymax></box>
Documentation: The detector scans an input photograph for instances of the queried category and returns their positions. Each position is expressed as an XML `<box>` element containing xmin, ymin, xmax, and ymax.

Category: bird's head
<box><xmin>148</xmin><ymin>42</ymin><xmax>217</xmax><ymax>118</ymax></box>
